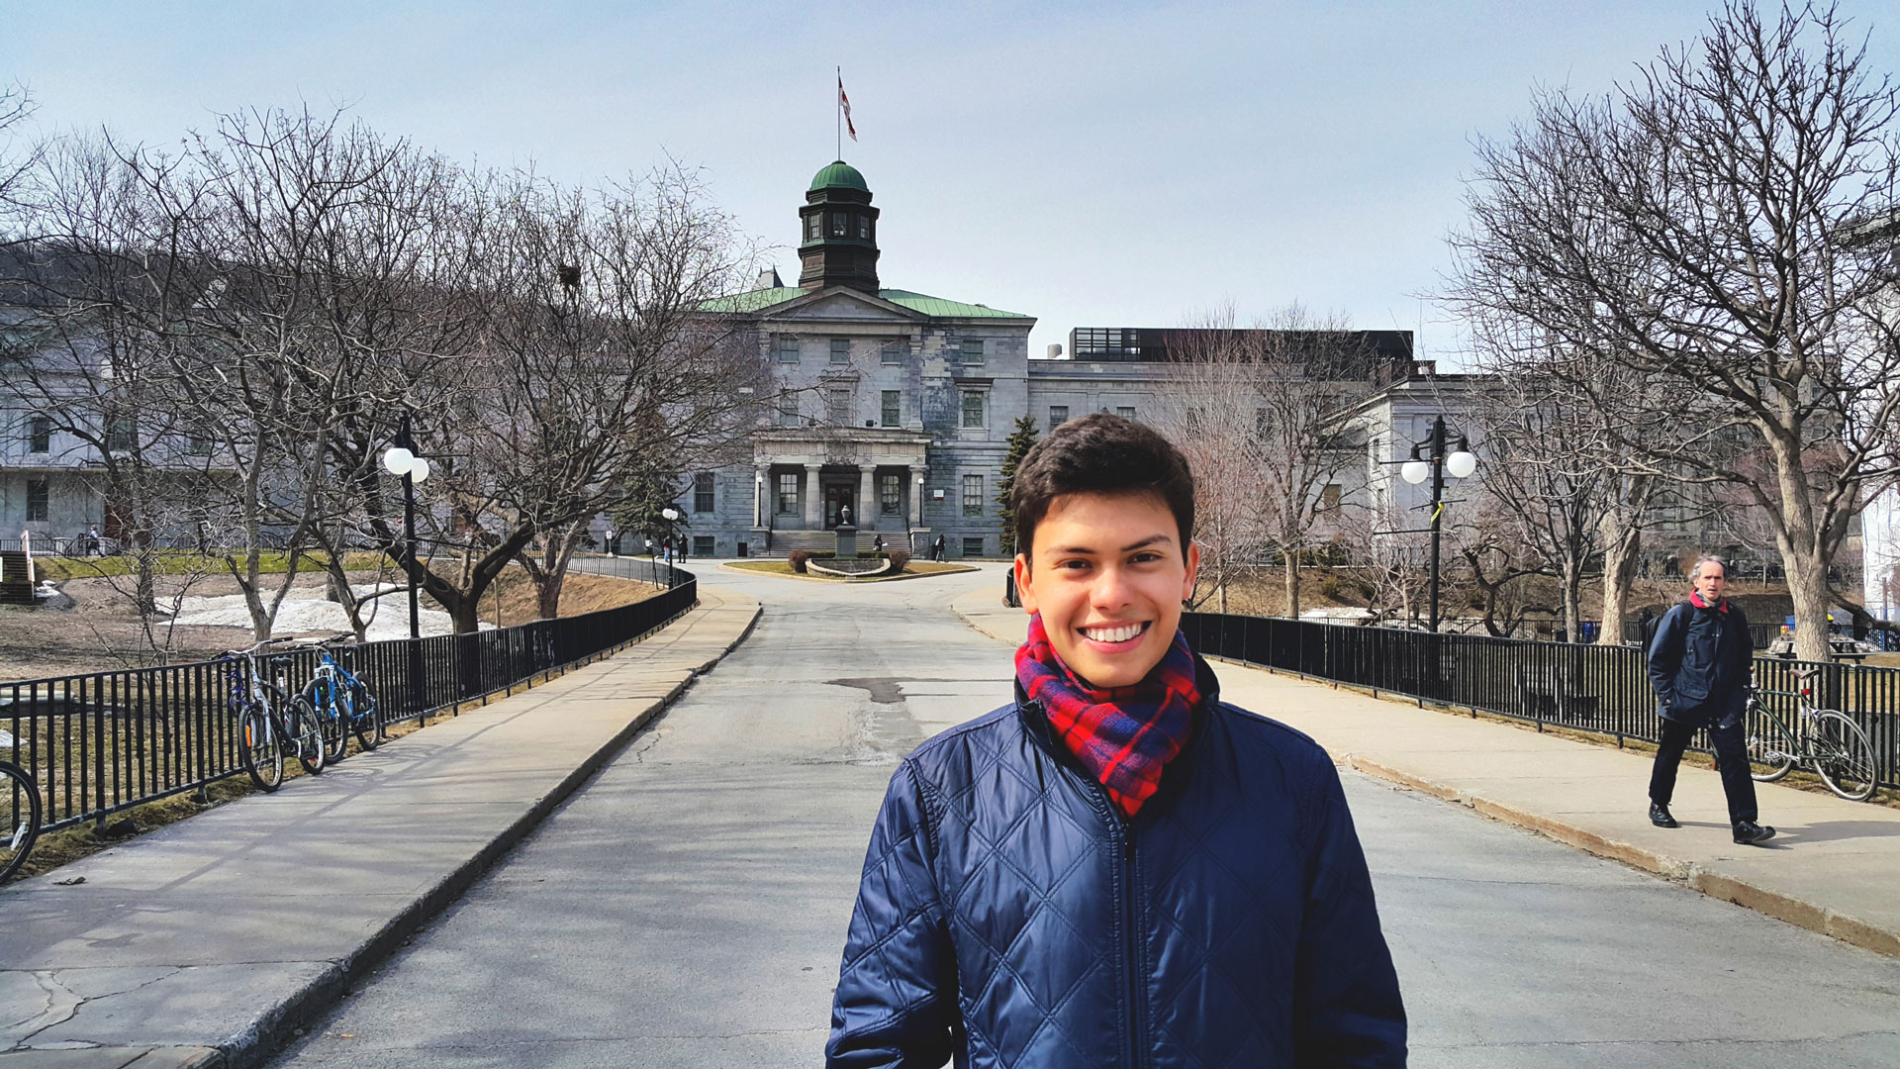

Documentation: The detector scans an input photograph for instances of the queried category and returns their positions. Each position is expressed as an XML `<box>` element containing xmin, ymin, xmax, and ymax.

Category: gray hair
<box><xmin>1690</xmin><ymin>555</ymin><xmax>1727</xmax><ymax>581</ymax></box>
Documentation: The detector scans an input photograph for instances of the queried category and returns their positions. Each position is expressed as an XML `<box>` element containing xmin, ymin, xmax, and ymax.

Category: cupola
<box><xmin>798</xmin><ymin>160</ymin><xmax>880</xmax><ymax>293</ymax></box>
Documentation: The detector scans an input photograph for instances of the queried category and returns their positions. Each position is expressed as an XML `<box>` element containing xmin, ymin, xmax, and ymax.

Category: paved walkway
<box><xmin>0</xmin><ymin>584</ymin><xmax>760</xmax><ymax>1069</ymax></box>
<box><xmin>955</xmin><ymin>585</ymin><xmax>1900</xmax><ymax>960</ymax></box>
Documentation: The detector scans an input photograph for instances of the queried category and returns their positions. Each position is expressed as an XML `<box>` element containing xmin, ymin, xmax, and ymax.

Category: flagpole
<box><xmin>836</xmin><ymin>66</ymin><xmax>842</xmax><ymax>159</ymax></box>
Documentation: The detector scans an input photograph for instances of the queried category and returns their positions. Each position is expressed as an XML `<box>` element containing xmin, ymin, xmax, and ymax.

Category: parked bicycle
<box><xmin>219</xmin><ymin>640</ymin><xmax>326</xmax><ymax>791</ymax></box>
<box><xmin>1</xmin><ymin>729</ymin><xmax>39</xmax><ymax>883</ymax></box>
<box><xmin>1746</xmin><ymin>667</ymin><xmax>1881</xmax><ymax>801</ymax></box>
<box><xmin>301</xmin><ymin>641</ymin><xmax>383</xmax><ymax>762</ymax></box>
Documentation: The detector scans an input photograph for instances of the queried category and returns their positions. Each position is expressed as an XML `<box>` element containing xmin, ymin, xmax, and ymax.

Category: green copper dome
<box><xmin>809</xmin><ymin>160</ymin><xmax>869</xmax><ymax>192</ymax></box>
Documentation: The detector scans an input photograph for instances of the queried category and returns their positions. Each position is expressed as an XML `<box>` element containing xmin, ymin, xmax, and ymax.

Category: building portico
<box><xmin>751</xmin><ymin>427</ymin><xmax>930</xmax><ymax>550</ymax></box>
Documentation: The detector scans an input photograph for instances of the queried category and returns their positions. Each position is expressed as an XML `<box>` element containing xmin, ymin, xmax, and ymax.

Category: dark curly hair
<box><xmin>1010</xmin><ymin>413</ymin><xmax>1194</xmax><ymax>562</ymax></box>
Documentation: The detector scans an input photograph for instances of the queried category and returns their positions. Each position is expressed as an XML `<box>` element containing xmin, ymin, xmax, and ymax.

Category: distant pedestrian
<box><xmin>86</xmin><ymin>525</ymin><xmax>102</xmax><ymax>557</ymax></box>
<box><xmin>931</xmin><ymin>533</ymin><xmax>946</xmax><ymax>562</ymax></box>
<box><xmin>872</xmin><ymin>534</ymin><xmax>885</xmax><ymax>554</ymax></box>
<box><xmin>1645</xmin><ymin>554</ymin><xmax>1774</xmax><ymax>845</ymax></box>
<box><xmin>606</xmin><ymin>527</ymin><xmax>617</xmax><ymax>557</ymax></box>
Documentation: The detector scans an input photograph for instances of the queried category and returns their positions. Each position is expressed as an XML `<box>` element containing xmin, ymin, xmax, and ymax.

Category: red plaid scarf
<box><xmin>1690</xmin><ymin>591</ymin><xmax>1727</xmax><ymax>612</ymax></box>
<box><xmin>1014</xmin><ymin>612</ymin><xmax>1202</xmax><ymax>818</ymax></box>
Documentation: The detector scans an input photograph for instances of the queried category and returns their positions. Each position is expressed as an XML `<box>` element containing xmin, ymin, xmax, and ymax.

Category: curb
<box><xmin>199</xmin><ymin>601</ymin><xmax>763</xmax><ymax>1069</ymax></box>
<box><xmin>1342</xmin><ymin>754</ymin><xmax>1900</xmax><ymax>961</ymax></box>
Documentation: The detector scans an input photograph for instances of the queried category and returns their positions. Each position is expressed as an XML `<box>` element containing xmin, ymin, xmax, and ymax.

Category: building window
<box><xmin>805</xmin><ymin>215</ymin><xmax>820</xmax><ymax>241</ymax></box>
<box><xmin>693</xmin><ymin>472</ymin><xmax>715</xmax><ymax>514</ymax></box>
<box><xmin>881</xmin><ymin>339</ymin><xmax>905</xmax><ymax>365</ymax></box>
<box><xmin>963</xmin><ymin>474</ymin><xmax>983</xmax><ymax>517</ymax></box>
<box><xmin>830</xmin><ymin>337</ymin><xmax>851</xmax><ymax>365</ymax></box>
<box><xmin>858</xmin><ymin>217</ymin><xmax>871</xmax><ymax>240</ymax></box>
<box><xmin>778</xmin><ymin>396</ymin><xmax>800</xmax><ymax>427</ymax></box>
<box><xmin>1048</xmin><ymin>405</ymin><xmax>1068</xmax><ymax>430</ymax></box>
<box><xmin>1116</xmin><ymin>406</ymin><xmax>1136</xmax><ymax>421</ymax></box>
<box><xmin>693</xmin><ymin>535</ymin><xmax>715</xmax><ymax>557</ymax></box>
<box><xmin>1255</xmin><ymin>409</ymin><xmax>1271</xmax><ymax>440</ymax></box>
<box><xmin>107</xmin><ymin>415</ymin><xmax>136</xmax><ymax>452</ymax></box>
<box><xmin>779</xmin><ymin>335</ymin><xmax>802</xmax><ymax>364</ymax></box>
<box><xmin>963</xmin><ymin>536</ymin><xmax>986</xmax><ymax>558</ymax></box>
<box><xmin>881</xmin><ymin>390</ymin><xmax>901</xmax><ymax>428</ymax></box>
<box><xmin>827</xmin><ymin>387</ymin><xmax>851</xmax><ymax>424</ymax></box>
<box><xmin>961</xmin><ymin>391</ymin><xmax>986</xmax><ymax>429</ymax></box>
<box><xmin>1321</xmin><ymin>484</ymin><xmax>1342</xmax><ymax>512</ymax></box>
<box><xmin>28</xmin><ymin>415</ymin><xmax>52</xmax><ymax>454</ymax></box>
<box><xmin>960</xmin><ymin>338</ymin><xmax>985</xmax><ymax>366</ymax></box>
<box><xmin>25</xmin><ymin>479</ymin><xmax>48</xmax><ymax>522</ymax></box>
<box><xmin>832</xmin><ymin>213</ymin><xmax>848</xmax><ymax>237</ymax></box>
<box><xmin>778</xmin><ymin>473</ymin><xmax>798</xmax><ymax>514</ymax></box>
<box><xmin>880</xmin><ymin>473</ymin><xmax>901</xmax><ymax>515</ymax></box>
<box><xmin>185</xmin><ymin>432</ymin><xmax>212</xmax><ymax>456</ymax></box>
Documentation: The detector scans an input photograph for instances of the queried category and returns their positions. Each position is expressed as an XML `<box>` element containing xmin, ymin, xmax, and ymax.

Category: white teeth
<box><xmin>1082</xmin><ymin>623</ymin><xmax>1144</xmax><ymax>644</ymax></box>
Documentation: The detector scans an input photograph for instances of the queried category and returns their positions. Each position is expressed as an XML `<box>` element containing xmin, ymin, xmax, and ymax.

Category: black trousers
<box><xmin>1649</xmin><ymin>716</ymin><xmax>1758</xmax><ymax>824</ymax></box>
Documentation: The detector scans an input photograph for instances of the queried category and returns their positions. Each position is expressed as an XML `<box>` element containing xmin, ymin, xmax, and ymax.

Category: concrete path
<box><xmin>0</xmin><ymin>582</ymin><xmax>760</xmax><ymax>1069</ymax></box>
<box><xmin>957</xmin><ymin>584</ymin><xmax>1900</xmax><ymax>961</ymax></box>
<box><xmin>265</xmin><ymin>563</ymin><xmax>1900</xmax><ymax>1069</ymax></box>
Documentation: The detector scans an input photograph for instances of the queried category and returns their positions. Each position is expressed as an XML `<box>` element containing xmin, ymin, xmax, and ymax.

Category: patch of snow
<box><xmin>170</xmin><ymin>583</ymin><xmax>491</xmax><ymax>639</ymax></box>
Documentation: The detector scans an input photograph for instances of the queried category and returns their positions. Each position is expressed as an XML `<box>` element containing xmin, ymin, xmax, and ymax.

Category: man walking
<box><xmin>1646</xmin><ymin>555</ymin><xmax>1775</xmax><ymax>845</ymax></box>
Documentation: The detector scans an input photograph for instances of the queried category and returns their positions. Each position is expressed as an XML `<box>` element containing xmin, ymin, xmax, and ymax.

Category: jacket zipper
<box><xmin>1120</xmin><ymin>822</ymin><xmax>1144</xmax><ymax>1069</ymax></box>
<box><xmin>1021</xmin><ymin>700</ymin><xmax>1147</xmax><ymax>1069</ymax></box>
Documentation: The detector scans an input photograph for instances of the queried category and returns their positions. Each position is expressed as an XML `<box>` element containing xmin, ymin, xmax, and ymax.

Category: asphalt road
<box><xmin>268</xmin><ymin>562</ymin><xmax>1900</xmax><ymax>1069</ymax></box>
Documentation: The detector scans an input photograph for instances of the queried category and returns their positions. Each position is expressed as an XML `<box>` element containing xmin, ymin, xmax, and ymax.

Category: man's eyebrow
<box><xmin>1048</xmin><ymin>534</ymin><xmax>1173</xmax><ymax>555</ymax></box>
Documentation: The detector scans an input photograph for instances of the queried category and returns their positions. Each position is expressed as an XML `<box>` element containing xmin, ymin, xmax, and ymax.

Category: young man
<box><xmin>827</xmin><ymin>414</ymin><xmax>1406</xmax><ymax>1068</ymax></box>
<box><xmin>1645</xmin><ymin>555</ymin><xmax>1774</xmax><ymax>844</ymax></box>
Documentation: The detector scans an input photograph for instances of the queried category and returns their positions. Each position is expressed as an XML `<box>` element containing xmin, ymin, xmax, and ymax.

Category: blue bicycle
<box><xmin>220</xmin><ymin>640</ymin><xmax>326</xmax><ymax>791</ymax></box>
<box><xmin>302</xmin><ymin>642</ymin><xmax>383</xmax><ymax>761</ymax></box>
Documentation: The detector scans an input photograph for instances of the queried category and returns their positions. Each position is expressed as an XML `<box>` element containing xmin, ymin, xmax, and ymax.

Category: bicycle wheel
<box><xmin>1745</xmin><ymin>703</ymin><xmax>1798</xmax><ymax>782</ymax></box>
<box><xmin>310</xmin><ymin>680</ymin><xmax>348</xmax><ymax>764</ymax></box>
<box><xmin>240</xmin><ymin>708</ymin><xmax>283</xmax><ymax>792</ymax></box>
<box><xmin>350</xmin><ymin>682</ymin><xmax>382</xmax><ymax>751</ymax></box>
<box><xmin>0</xmin><ymin>762</ymin><xmax>41</xmax><ymax>883</ymax></box>
<box><xmin>285</xmin><ymin>696</ymin><xmax>326</xmax><ymax>775</ymax></box>
<box><xmin>1813</xmin><ymin>711</ymin><xmax>1880</xmax><ymax>802</ymax></box>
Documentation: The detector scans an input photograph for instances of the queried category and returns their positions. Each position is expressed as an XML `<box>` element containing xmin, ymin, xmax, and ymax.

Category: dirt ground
<box><xmin>0</xmin><ymin>565</ymin><xmax>663</xmax><ymax>683</ymax></box>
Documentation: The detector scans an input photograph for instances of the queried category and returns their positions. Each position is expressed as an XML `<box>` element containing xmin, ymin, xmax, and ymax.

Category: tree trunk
<box><xmin>1596</xmin><ymin>518</ymin><xmax>1641</xmax><ymax>645</ymax></box>
<box><xmin>1562</xmin><ymin>563</ymin><xmax>1582</xmax><ymax>644</ymax></box>
<box><xmin>537</xmin><ymin>568</ymin><xmax>566</xmax><ymax>620</ymax></box>
<box><xmin>1283</xmin><ymin>550</ymin><xmax>1300</xmax><ymax>620</ymax></box>
<box><xmin>1780</xmin><ymin>538</ymin><xmax>1834</xmax><ymax>663</ymax></box>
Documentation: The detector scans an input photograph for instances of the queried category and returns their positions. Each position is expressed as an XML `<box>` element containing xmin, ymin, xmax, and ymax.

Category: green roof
<box><xmin>809</xmin><ymin>160</ymin><xmax>868</xmax><ymax>192</ymax></box>
<box><xmin>698</xmin><ymin>286</ymin><xmax>1031</xmax><ymax>319</ymax></box>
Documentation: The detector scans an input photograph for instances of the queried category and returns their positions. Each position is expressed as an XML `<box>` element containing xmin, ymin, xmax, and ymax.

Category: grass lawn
<box><xmin>723</xmin><ymin>560</ymin><xmax>975</xmax><ymax>581</ymax></box>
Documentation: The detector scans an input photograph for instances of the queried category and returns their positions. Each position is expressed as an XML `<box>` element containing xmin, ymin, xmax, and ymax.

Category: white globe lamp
<box><xmin>1446</xmin><ymin>450</ymin><xmax>1478</xmax><ymax>479</ymax></box>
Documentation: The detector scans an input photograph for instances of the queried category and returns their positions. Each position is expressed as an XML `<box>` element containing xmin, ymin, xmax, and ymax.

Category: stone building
<box><xmin>693</xmin><ymin>161</ymin><xmax>1036</xmax><ymax>559</ymax></box>
<box><xmin>683</xmin><ymin>160</ymin><xmax>1422</xmax><ymax>559</ymax></box>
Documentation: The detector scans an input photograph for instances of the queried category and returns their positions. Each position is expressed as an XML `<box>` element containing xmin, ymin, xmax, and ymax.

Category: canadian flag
<box><xmin>838</xmin><ymin>73</ymin><xmax>857</xmax><ymax>142</ymax></box>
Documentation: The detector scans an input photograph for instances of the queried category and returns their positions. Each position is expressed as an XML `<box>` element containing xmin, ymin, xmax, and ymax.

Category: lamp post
<box><xmin>660</xmin><ymin>506</ymin><xmax>680</xmax><ymax>586</ymax></box>
<box><xmin>1399</xmin><ymin>415</ymin><xmax>1478</xmax><ymax>633</ymax></box>
<box><xmin>382</xmin><ymin>415</ymin><xmax>436</xmax><ymax>717</ymax></box>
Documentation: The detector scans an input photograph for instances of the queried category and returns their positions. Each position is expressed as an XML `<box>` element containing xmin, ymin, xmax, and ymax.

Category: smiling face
<box><xmin>1015</xmin><ymin>490</ymin><xmax>1200</xmax><ymax>689</ymax></box>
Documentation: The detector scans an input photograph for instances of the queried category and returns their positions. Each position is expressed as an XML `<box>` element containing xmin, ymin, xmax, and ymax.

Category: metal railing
<box><xmin>0</xmin><ymin>564</ymin><xmax>696</xmax><ymax>834</ymax></box>
<box><xmin>1180</xmin><ymin>612</ymin><xmax>1899</xmax><ymax>794</ymax></box>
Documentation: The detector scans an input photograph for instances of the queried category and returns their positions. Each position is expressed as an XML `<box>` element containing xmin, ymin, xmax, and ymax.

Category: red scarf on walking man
<box><xmin>1015</xmin><ymin>612</ymin><xmax>1202</xmax><ymax>817</ymax></box>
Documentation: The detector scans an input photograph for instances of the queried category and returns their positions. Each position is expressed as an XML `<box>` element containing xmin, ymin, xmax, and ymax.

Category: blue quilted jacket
<box><xmin>827</xmin><ymin>658</ymin><xmax>1406</xmax><ymax>1068</ymax></box>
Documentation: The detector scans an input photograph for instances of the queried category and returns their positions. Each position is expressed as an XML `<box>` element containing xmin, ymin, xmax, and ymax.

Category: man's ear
<box><xmin>1014</xmin><ymin>552</ymin><xmax>1037</xmax><ymax>614</ymax></box>
<box><xmin>1181</xmin><ymin>540</ymin><xmax>1200</xmax><ymax>603</ymax></box>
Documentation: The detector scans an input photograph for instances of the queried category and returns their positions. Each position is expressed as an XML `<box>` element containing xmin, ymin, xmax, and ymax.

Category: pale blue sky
<box><xmin>6</xmin><ymin>2</ymin><xmax>1897</xmax><ymax>363</ymax></box>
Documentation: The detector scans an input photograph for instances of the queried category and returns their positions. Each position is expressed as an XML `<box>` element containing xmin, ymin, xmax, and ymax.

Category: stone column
<box><xmin>859</xmin><ymin>464</ymin><xmax>877</xmax><ymax>531</ymax></box>
<box><xmin>753</xmin><ymin>465</ymin><xmax>767</xmax><ymax>527</ymax></box>
<box><xmin>804</xmin><ymin>463</ymin><xmax>823</xmax><ymax>528</ymax></box>
<box><xmin>909</xmin><ymin>465</ymin><xmax>926</xmax><ymax>527</ymax></box>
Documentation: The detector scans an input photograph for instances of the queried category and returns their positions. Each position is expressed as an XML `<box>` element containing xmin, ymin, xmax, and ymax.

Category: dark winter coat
<box><xmin>826</xmin><ymin>657</ymin><xmax>1407</xmax><ymax>1069</ymax></box>
<box><xmin>1646</xmin><ymin>599</ymin><xmax>1753</xmax><ymax>729</ymax></box>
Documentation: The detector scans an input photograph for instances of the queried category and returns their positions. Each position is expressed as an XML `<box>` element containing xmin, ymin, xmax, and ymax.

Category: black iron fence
<box><xmin>1179</xmin><ymin>612</ymin><xmax>1900</xmax><ymax>794</ymax></box>
<box><xmin>1</xmin><ymin>565</ymin><xmax>696</xmax><ymax>834</ymax></box>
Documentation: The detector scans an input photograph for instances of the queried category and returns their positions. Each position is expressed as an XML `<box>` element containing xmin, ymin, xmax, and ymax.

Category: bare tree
<box><xmin>1156</xmin><ymin>305</ymin><xmax>1369</xmax><ymax>615</ymax></box>
<box><xmin>1447</xmin><ymin>1</ymin><xmax>1900</xmax><ymax>660</ymax></box>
